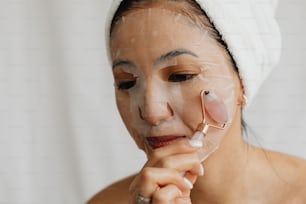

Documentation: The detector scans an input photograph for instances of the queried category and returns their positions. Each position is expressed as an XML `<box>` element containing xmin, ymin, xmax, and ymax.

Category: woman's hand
<box><xmin>129</xmin><ymin>139</ymin><xmax>204</xmax><ymax>204</ymax></box>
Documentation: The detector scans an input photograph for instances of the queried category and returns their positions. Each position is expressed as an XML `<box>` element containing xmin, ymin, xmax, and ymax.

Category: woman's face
<box><xmin>110</xmin><ymin>8</ymin><xmax>242</xmax><ymax>155</ymax></box>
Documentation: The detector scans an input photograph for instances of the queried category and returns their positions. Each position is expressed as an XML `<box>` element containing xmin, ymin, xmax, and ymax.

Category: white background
<box><xmin>0</xmin><ymin>0</ymin><xmax>305</xmax><ymax>203</ymax></box>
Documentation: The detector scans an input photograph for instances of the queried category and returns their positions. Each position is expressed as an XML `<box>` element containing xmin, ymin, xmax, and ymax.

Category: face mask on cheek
<box><xmin>186</xmin><ymin>62</ymin><xmax>237</xmax><ymax>161</ymax></box>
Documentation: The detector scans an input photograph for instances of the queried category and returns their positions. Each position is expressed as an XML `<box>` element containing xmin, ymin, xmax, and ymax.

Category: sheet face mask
<box><xmin>110</xmin><ymin>8</ymin><xmax>240</xmax><ymax>160</ymax></box>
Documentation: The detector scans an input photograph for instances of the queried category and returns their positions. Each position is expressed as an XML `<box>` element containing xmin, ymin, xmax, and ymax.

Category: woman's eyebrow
<box><xmin>112</xmin><ymin>49</ymin><xmax>197</xmax><ymax>69</ymax></box>
<box><xmin>155</xmin><ymin>48</ymin><xmax>198</xmax><ymax>65</ymax></box>
<box><xmin>112</xmin><ymin>60</ymin><xmax>136</xmax><ymax>69</ymax></box>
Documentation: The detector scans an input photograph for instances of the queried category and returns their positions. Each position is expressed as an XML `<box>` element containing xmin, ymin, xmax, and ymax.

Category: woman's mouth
<box><xmin>145</xmin><ymin>135</ymin><xmax>186</xmax><ymax>149</ymax></box>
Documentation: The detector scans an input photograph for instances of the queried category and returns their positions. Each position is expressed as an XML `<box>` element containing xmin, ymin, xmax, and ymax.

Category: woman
<box><xmin>88</xmin><ymin>0</ymin><xmax>306</xmax><ymax>203</ymax></box>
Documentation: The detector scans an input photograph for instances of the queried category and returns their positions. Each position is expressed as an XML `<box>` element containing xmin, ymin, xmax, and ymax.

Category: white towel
<box><xmin>106</xmin><ymin>0</ymin><xmax>281</xmax><ymax>104</ymax></box>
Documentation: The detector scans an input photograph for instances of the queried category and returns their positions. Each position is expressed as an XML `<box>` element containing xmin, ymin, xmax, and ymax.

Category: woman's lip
<box><xmin>145</xmin><ymin>136</ymin><xmax>186</xmax><ymax>149</ymax></box>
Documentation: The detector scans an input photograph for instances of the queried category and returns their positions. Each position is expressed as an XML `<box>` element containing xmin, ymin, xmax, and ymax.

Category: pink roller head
<box><xmin>203</xmin><ymin>91</ymin><xmax>228</xmax><ymax>124</ymax></box>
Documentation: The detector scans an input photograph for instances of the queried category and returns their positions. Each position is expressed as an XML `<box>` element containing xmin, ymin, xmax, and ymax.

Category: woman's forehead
<box><xmin>112</xmin><ymin>4</ymin><xmax>200</xmax><ymax>27</ymax></box>
<box><xmin>111</xmin><ymin>8</ymin><xmax>204</xmax><ymax>39</ymax></box>
<box><xmin>110</xmin><ymin>9</ymin><xmax>215</xmax><ymax>57</ymax></box>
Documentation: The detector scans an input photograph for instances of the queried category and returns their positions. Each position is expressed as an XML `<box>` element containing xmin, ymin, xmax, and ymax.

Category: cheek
<box><xmin>199</xmin><ymin>67</ymin><xmax>237</xmax><ymax>123</ymax></box>
<box><xmin>116</xmin><ymin>93</ymin><xmax>131</xmax><ymax>123</ymax></box>
<box><xmin>208</xmin><ymin>75</ymin><xmax>237</xmax><ymax>124</ymax></box>
<box><xmin>116</xmin><ymin>92</ymin><xmax>144</xmax><ymax>146</ymax></box>
<box><xmin>176</xmin><ymin>70</ymin><xmax>237</xmax><ymax>132</ymax></box>
<box><xmin>116</xmin><ymin>92</ymin><xmax>134</xmax><ymax>134</ymax></box>
<box><xmin>176</xmin><ymin>82</ymin><xmax>206</xmax><ymax>131</ymax></box>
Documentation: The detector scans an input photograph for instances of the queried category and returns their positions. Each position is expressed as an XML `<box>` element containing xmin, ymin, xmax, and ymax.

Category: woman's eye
<box><xmin>168</xmin><ymin>73</ymin><xmax>197</xmax><ymax>82</ymax></box>
<box><xmin>117</xmin><ymin>80</ymin><xmax>136</xmax><ymax>90</ymax></box>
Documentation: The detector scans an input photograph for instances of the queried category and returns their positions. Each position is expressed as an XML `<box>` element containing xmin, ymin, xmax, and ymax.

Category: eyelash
<box><xmin>117</xmin><ymin>73</ymin><xmax>197</xmax><ymax>90</ymax></box>
<box><xmin>117</xmin><ymin>80</ymin><xmax>136</xmax><ymax>90</ymax></box>
<box><xmin>168</xmin><ymin>73</ymin><xmax>197</xmax><ymax>82</ymax></box>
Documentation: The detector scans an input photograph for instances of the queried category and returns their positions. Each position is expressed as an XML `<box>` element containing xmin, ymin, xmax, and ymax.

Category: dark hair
<box><xmin>109</xmin><ymin>0</ymin><xmax>238</xmax><ymax>73</ymax></box>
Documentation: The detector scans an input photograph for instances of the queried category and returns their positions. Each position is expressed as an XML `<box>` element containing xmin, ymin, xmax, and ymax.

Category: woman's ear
<box><xmin>237</xmin><ymin>94</ymin><xmax>248</xmax><ymax>106</ymax></box>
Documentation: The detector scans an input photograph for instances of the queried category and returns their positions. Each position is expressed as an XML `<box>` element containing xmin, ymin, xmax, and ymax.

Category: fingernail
<box><xmin>183</xmin><ymin>177</ymin><xmax>193</xmax><ymax>189</ymax></box>
<box><xmin>189</xmin><ymin>131</ymin><xmax>203</xmax><ymax>147</ymax></box>
<box><xmin>199</xmin><ymin>164</ymin><xmax>204</xmax><ymax>176</ymax></box>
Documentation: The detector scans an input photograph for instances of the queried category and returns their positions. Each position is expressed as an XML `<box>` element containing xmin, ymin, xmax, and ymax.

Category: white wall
<box><xmin>245</xmin><ymin>0</ymin><xmax>306</xmax><ymax>156</ymax></box>
<box><xmin>0</xmin><ymin>0</ymin><xmax>305</xmax><ymax>203</ymax></box>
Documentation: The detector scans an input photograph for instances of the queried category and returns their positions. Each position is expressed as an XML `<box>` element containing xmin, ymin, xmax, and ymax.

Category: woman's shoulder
<box><xmin>264</xmin><ymin>149</ymin><xmax>306</xmax><ymax>201</ymax></box>
<box><xmin>87</xmin><ymin>174</ymin><xmax>136</xmax><ymax>204</ymax></box>
<box><xmin>267</xmin><ymin>150</ymin><xmax>306</xmax><ymax>179</ymax></box>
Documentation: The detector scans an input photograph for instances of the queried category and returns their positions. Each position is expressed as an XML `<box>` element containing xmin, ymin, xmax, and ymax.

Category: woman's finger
<box><xmin>146</xmin><ymin>139</ymin><xmax>199</xmax><ymax>166</ymax></box>
<box><xmin>151</xmin><ymin>184</ymin><xmax>183</xmax><ymax>204</ymax></box>
<box><xmin>155</xmin><ymin>153</ymin><xmax>204</xmax><ymax>176</ymax></box>
<box><xmin>129</xmin><ymin>167</ymin><xmax>192</xmax><ymax>198</ymax></box>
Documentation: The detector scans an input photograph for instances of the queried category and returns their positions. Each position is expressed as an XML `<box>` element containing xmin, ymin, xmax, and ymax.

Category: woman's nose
<box><xmin>138</xmin><ymin>99</ymin><xmax>174</xmax><ymax>126</ymax></box>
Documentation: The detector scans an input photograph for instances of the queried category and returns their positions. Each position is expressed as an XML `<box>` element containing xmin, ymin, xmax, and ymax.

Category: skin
<box><xmin>88</xmin><ymin>7</ymin><xmax>306</xmax><ymax>204</ymax></box>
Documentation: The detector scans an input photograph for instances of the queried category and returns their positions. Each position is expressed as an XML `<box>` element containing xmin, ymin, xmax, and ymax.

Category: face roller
<box><xmin>189</xmin><ymin>90</ymin><xmax>229</xmax><ymax>162</ymax></box>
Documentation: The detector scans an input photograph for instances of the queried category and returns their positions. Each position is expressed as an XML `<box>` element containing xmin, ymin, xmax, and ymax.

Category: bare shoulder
<box><xmin>268</xmin><ymin>150</ymin><xmax>306</xmax><ymax>182</ymax></box>
<box><xmin>265</xmin><ymin>150</ymin><xmax>306</xmax><ymax>202</ymax></box>
<box><xmin>87</xmin><ymin>174</ymin><xmax>136</xmax><ymax>204</ymax></box>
